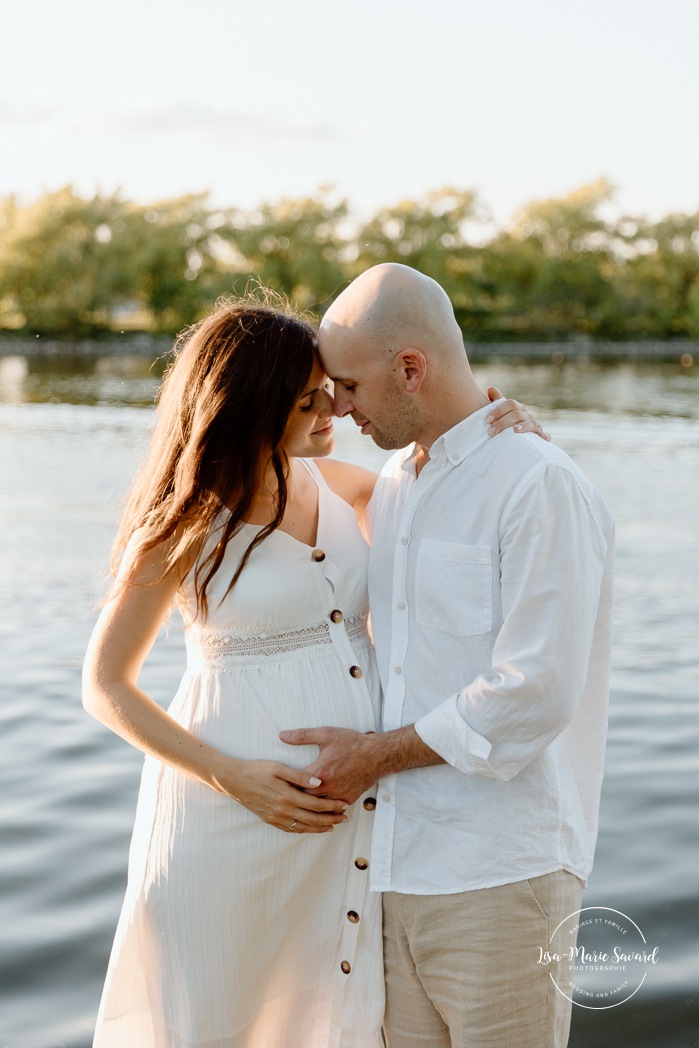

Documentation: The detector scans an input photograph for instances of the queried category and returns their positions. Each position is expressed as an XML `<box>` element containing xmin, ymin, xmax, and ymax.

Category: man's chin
<box><xmin>356</xmin><ymin>419</ymin><xmax>403</xmax><ymax>451</ymax></box>
<box><xmin>369</xmin><ymin>431</ymin><xmax>401</xmax><ymax>451</ymax></box>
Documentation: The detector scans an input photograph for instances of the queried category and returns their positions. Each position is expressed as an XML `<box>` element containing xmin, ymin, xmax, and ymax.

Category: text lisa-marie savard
<box><xmin>537</xmin><ymin>946</ymin><xmax>659</xmax><ymax>969</ymax></box>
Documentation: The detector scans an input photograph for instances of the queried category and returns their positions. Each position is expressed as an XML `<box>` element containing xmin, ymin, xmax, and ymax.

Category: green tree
<box><xmin>481</xmin><ymin>180</ymin><xmax>621</xmax><ymax>338</ymax></box>
<box><xmin>2</xmin><ymin>182</ymin><xmax>699</xmax><ymax>341</ymax></box>
<box><xmin>617</xmin><ymin>211</ymin><xmax>699</xmax><ymax>337</ymax></box>
<box><xmin>0</xmin><ymin>189</ymin><xmax>238</xmax><ymax>334</ymax></box>
<box><xmin>0</xmin><ymin>187</ymin><xmax>128</xmax><ymax>334</ymax></box>
<box><xmin>222</xmin><ymin>191</ymin><xmax>349</xmax><ymax>312</ymax></box>
<box><xmin>112</xmin><ymin>194</ymin><xmax>234</xmax><ymax>331</ymax></box>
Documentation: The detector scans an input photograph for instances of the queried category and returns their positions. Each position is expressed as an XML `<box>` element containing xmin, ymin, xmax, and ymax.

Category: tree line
<box><xmin>1</xmin><ymin>179</ymin><xmax>698</xmax><ymax>340</ymax></box>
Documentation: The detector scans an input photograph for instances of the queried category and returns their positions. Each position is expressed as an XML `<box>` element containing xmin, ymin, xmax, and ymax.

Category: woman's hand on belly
<box><xmin>213</xmin><ymin>756</ymin><xmax>350</xmax><ymax>833</ymax></box>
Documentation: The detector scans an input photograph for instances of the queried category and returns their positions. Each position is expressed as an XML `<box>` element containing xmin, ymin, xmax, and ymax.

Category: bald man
<box><xmin>282</xmin><ymin>264</ymin><xmax>614</xmax><ymax>1048</ymax></box>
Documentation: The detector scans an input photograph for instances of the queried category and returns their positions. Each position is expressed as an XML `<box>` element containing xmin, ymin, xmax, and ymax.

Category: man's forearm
<box><xmin>281</xmin><ymin>723</ymin><xmax>445</xmax><ymax>805</ymax></box>
<box><xmin>369</xmin><ymin>723</ymin><xmax>445</xmax><ymax>777</ymax></box>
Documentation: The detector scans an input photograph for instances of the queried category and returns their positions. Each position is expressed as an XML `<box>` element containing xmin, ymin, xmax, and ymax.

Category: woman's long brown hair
<box><xmin>111</xmin><ymin>292</ymin><xmax>318</xmax><ymax>619</ymax></box>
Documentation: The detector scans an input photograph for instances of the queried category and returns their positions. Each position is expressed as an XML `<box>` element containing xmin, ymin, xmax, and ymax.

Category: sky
<box><xmin>2</xmin><ymin>0</ymin><xmax>699</xmax><ymax>226</ymax></box>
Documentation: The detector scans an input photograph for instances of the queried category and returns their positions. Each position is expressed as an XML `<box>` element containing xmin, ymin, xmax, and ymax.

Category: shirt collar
<box><xmin>427</xmin><ymin>396</ymin><xmax>496</xmax><ymax>467</ymax></box>
<box><xmin>401</xmin><ymin>400</ymin><xmax>497</xmax><ymax>472</ymax></box>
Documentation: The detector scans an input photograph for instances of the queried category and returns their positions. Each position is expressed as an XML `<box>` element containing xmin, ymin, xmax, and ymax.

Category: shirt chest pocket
<box><xmin>415</xmin><ymin>539</ymin><xmax>492</xmax><ymax>637</ymax></box>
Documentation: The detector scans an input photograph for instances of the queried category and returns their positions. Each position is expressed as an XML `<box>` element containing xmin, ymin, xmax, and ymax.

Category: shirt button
<box><xmin>394</xmin><ymin>666</ymin><xmax>402</xmax><ymax>675</ymax></box>
<box><xmin>340</xmin><ymin>960</ymin><xmax>351</xmax><ymax>974</ymax></box>
<box><xmin>400</xmin><ymin>536</ymin><xmax>408</xmax><ymax>545</ymax></box>
<box><xmin>347</xmin><ymin>910</ymin><xmax>360</xmax><ymax>923</ymax></box>
<box><xmin>363</xmin><ymin>797</ymin><xmax>377</xmax><ymax>811</ymax></box>
<box><xmin>311</xmin><ymin>549</ymin><xmax>326</xmax><ymax>562</ymax></box>
<box><xmin>354</xmin><ymin>857</ymin><xmax>368</xmax><ymax>870</ymax></box>
<box><xmin>329</xmin><ymin>609</ymin><xmax>343</xmax><ymax>623</ymax></box>
<box><xmin>397</xmin><ymin>601</ymin><xmax>406</xmax><ymax>610</ymax></box>
<box><xmin>382</xmin><ymin>793</ymin><xmax>391</xmax><ymax>803</ymax></box>
<box><xmin>349</xmin><ymin>665</ymin><xmax>363</xmax><ymax>679</ymax></box>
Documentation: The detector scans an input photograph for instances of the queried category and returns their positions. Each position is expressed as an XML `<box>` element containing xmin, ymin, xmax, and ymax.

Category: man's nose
<box><xmin>332</xmin><ymin>391</ymin><xmax>353</xmax><ymax>417</ymax></box>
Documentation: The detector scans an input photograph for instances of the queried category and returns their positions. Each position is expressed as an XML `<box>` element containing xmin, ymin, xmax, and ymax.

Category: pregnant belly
<box><xmin>168</xmin><ymin>644</ymin><xmax>379</xmax><ymax>765</ymax></box>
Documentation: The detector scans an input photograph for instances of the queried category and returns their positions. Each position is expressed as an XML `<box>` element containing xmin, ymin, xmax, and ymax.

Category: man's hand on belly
<box><xmin>280</xmin><ymin>724</ymin><xmax>444</xmax><ymax>805</ymax></box>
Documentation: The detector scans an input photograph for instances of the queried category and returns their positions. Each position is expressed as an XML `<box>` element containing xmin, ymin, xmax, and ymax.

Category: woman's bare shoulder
<box><xmin>116</xmin><ymin>521</ymin><xmax>201</xmax><ymax>589</ymax></box>
<box><xmin>315</xmin><ymin>457</ymin><xmax>378</xmax><ymax>508</ymax></box>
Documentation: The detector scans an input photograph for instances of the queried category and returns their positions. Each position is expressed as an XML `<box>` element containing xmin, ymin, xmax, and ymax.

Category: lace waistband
<box><xmin>186</xmin><ymin>611</ymin><xmax>370</xmax><ymax>667</ymax></box>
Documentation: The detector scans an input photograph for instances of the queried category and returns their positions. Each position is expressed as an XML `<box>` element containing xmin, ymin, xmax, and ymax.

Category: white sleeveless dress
<box><xmin>93</xmin><ymin>461</ymin><xmax>384</xmax><ymax>1048</ymax></box>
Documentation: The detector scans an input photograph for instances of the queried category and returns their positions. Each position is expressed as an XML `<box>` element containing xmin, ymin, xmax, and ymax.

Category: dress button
<box><xmin>340</xmin><ymin>960</ymin><xmax>351</xmax><ymax>974</ymax></box>
<box><xmin>394</xmin><ymin>666</ymin><xmax>402</xmax><ymax>675</ymax></box>
<box><xmin>400</xmin><ymin>536</ymin><xmax>409</xmax><ymax>545</ymax></box>
<box><xmin>363</xmin><ymin>797</ymin><xmax>377</xmax><ymax>811</ymax></box>
<box><xmin>382</xmin><ymin>793</ymin><xmax>391</xmax><ymax>803</ymax></box>
<box><xmin>311</xmin><ymin>549</ymin><xmax>326</xmax><ymax>562</ymax></box>
<box><xmin>397</xmin><ymin>601</ymin><xmax>406</xmax><ymax>610</ymax></box>
<box><xmin>349</xmin><ymin>665</ymin><xmax>363</xmax><ymax>679</ymax></box>
<box><xmin>354</xmin><ymin>857</ymin><xmax>368</xmax><ymax>870</ymax></box>
<box><xmin>330</xmin><ymin>609</ymin><xmax>343</xmax><ymax>623</ymax></box>
<box><xmin>347</xmin><ymin>910</ymin><xmax>360</xmax><ymax>923</ymax></box>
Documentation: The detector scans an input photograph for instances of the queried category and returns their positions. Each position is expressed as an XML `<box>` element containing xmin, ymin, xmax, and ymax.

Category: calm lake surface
<box><xmin>0</xmin><ymin>355</ymin><xmax>697</xmax><ymax>1048</ymax></box>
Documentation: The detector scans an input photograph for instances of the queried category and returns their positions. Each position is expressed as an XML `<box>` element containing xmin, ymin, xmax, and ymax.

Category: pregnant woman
<box><xmin>82</xmin><ymin>294</ymin><xmax>538</xmax><ymax>1047</ymax></box>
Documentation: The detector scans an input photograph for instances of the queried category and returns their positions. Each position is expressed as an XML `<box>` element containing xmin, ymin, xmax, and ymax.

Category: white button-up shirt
<box><xmin>367</xmin><ymin>402</ymin><xmax>614</xmax><ymax>894</ymax></box>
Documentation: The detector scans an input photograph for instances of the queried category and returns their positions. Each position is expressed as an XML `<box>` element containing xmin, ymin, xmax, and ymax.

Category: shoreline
<box><xmin>0</xmin><ymin>335</ymin><xmax>696</xmax><ymax>364</ymax></box>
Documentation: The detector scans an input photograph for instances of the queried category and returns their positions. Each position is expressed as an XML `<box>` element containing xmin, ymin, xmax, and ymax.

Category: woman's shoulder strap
<box><xmin>301</xmin><ymin>457</ymin><xmax>332</xmax><ymax>490</ymax></box>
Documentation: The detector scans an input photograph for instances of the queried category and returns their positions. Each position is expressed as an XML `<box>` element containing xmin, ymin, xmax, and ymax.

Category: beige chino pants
<box><xmin>382</xmin><ymin>870</ymin><xmax>582</xmax><ymax>1048</ymax></box>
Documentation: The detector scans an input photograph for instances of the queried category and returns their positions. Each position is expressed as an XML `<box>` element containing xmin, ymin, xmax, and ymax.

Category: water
<box><xmin>0</xmin><ymin>356</ymin><xmax>697</xmax><ymax>1048</ymax></box>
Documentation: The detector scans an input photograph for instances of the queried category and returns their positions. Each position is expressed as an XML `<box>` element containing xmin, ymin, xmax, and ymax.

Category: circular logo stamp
<box><xmin>540</xmin><ymin>906</ymin><xmax>660</xmax><ymax>1009</ymax></box>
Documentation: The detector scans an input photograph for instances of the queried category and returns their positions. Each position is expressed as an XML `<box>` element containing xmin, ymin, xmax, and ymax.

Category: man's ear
<box><xmin>396</xmin><ymin>349</ymin><xmax>427</xmax><ymax>394</ymax></box>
